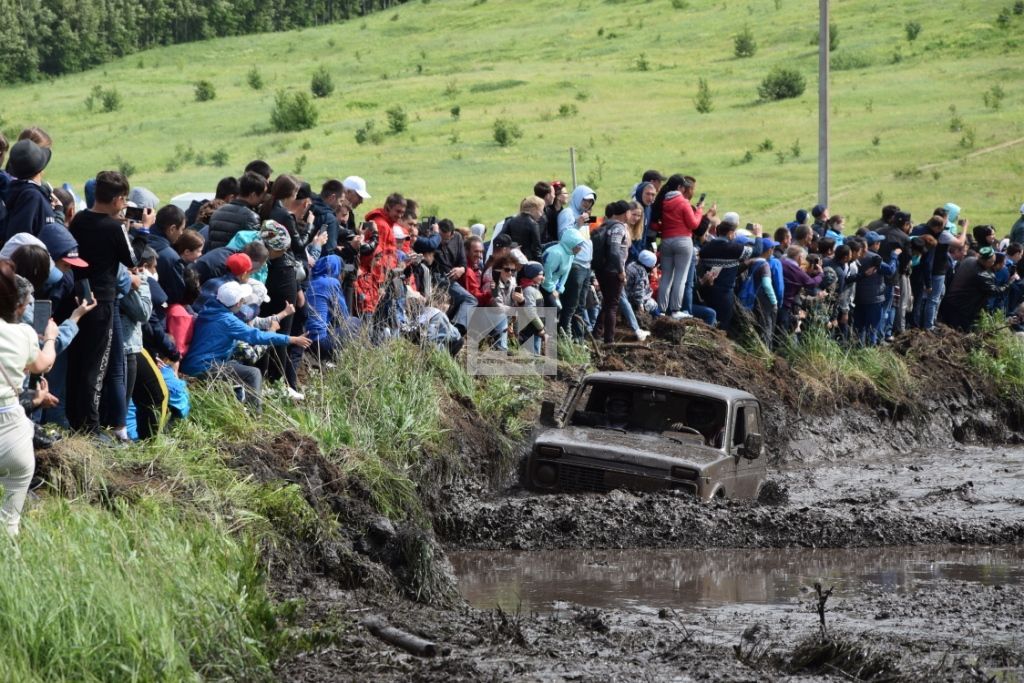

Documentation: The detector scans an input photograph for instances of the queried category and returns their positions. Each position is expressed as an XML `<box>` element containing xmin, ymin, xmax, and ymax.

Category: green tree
<box><xmin>310</xmin><ymin>65</ymin><xmax>334</xmax><ymax>98</ymax></box>
<box><xmin>270</xmin><ymin>90</ymin><xmax>319</xmax><ymax>132</ymax></box>
<box><xmin>386</xmin><ymin>105</ymin><xmax>408</xmax><ymax>134</ymax></box>
<box><xmin>734</xmin><ymin>26</ymin><xmax>757</xmax><ymax>58</ymax></box>
<box><xmin>694</xmin><ymin>77</ymin><xmax>713</xmax><ymax>113</ymax></box>
<box><xmin>757</xmin><ymin>67</ymin><xmax>806</xmax><ymax>101</ymax></box>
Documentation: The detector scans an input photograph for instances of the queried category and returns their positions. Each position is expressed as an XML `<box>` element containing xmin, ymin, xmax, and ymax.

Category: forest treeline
<box><xmin>0</xmin><ymin>0</ymin><xmax>408</xmax><ymax>84</ymax></box>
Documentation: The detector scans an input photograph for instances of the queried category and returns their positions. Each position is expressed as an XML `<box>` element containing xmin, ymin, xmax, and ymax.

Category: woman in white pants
<box><xmin>650</xmin><ymin>175</ymin><xmax>705</xmax><ymax>318</ymax></box>
<box><xmin>0</xmin><ymin>261</ymin><xmax>57</xmax><ymax>537</ymax></box>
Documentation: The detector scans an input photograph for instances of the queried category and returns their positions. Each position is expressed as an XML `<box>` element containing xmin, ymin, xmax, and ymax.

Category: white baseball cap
<box><xmin>217</xmin><ymin>281</ymin><xmax>252</xmax><ymax>308</ymax></box>
<box><xmin>722</xmin><ymin>211</ymin><xmax>740</xmax><ymax>226</ymax></box>
<box><xmin>343</xmin><ymin>175</ymin><xmax>371</xmax><ymax>200</ymax></box>
<box><xmin>393</xmin><ymin>225</ymin><xmax>408</xmax><ymax>240</ymax></box>
<box><xmin>244</xmin><ymin>280</ymin><xmax>271</xmax><ymax>305</ymax></box>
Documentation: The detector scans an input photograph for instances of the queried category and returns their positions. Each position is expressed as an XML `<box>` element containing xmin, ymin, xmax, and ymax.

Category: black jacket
<box><xmin>206</xmin><ymin>200</ymin><xmax>259</xmax><ymax>251</ymax></box>
<box><xmin>2</xmin><ymin>179</ymin><xmax>57</xmax><ymax>243</ymax></box>
<box><xmin>69</xmin><ymin>210</ymin><xmax>136</xmax><ymax>302</ymax></box>
<box><xmin>503</xmin><ymin>213</ymin><xmax>543</xmax><ymax>262</ymax></box>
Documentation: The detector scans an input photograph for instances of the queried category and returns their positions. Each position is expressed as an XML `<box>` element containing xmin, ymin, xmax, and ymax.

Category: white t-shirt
<box><xmin>0</xmin><ymin>320</ymin><xmax>38</xmax><ymax>408</ymax></box>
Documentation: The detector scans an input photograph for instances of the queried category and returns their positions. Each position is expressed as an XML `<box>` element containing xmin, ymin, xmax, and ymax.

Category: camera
<box><xmin>125</xmin><ymin>205</ymin><xmax>144</xmax><ymax>222</ymax></box>
<box><xmin>419</xmin><ymin>216</ymin><xmax>436</xmax><ymax>233</ymax></box>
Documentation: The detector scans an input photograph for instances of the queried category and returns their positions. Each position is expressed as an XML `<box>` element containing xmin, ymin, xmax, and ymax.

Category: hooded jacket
<box><xmin>365</xmin><ymin>207</ymin><xmax>397</xmax><ymax>272</ymax></box>
<box><xmin>541</xmin><ymin>228</ymin><xmax>585</xmax><ymax>294</ymax></box>
<box><xmin>940</xmin><ymin>256</ymin><xmax>1011</xmax><ymax>330</ymax></box>
<box><xmin>310</xmin><ymin>194</ymin><xmax>341</xmax><ymax>255</ymax></box>
<box><xmin>306</xmin><ymin>255</ymin><xmax>353</xmax><ymax>342</ymax></box>
<box><xmin>944</xmin><ymin>202</ymin><xmax>961</xmax><ymax>234</ymax></box>
<box><xmin>557</xmin><ymin>185</ymin><xmax>595</xmax><ymax>268</ymax></box>
<box><xmin>653</xmin><ymin>191</ymin><xmax>702</xmax><ymax>240</ymax></box>
<box><xmin>180</xmin><ymin>299</ymin><xmax>290</xmax><ymax>376</ymax></box>
<box><xmin>2</xmin><ymin>179</ymin><xmax>58</xmax><ymax>243</ymax></box>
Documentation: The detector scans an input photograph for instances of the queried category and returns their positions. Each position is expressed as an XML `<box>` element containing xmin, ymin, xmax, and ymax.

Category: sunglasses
<box><xmin>501</xmin><ymin>267</ymin><xmax>517</xmax><ymax>273</ymax></box>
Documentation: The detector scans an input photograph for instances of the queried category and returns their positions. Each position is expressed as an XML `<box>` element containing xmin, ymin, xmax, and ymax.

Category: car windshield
<box><xmin>569</xmin><ymin>381</ymin><xmax>729</xmax><ymax>448</ymax></box>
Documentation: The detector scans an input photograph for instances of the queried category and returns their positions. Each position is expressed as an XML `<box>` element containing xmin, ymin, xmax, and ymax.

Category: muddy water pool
<box><xmin>451</xmin><ymin>545</ymin><xmax>1024</xmax><ymax>614</ymax></box>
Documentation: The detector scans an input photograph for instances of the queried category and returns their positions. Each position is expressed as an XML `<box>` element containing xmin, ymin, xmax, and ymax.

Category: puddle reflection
<box><xmin>451</xmin><ymin>546</ymin><xmax>1024</xmax><ymax>613</ymax></box>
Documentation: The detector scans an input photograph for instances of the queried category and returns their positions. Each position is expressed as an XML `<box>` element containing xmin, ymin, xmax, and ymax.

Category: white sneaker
<box><xmin>286</xmin><ymin>387</ymin><xmax>305</xmax><ymax>401</ymax></box>
<box><xmin>635</xmin><ymin>329</ymin><xmax>650</xmax><ymax>342</ymax></box>
<box><xmin>670</xmin><ymin>311</ymin><xmax>692</xmax><ymax>320</ymax></box>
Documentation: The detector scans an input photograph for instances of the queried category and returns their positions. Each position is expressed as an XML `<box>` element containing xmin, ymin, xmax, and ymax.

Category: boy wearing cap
<box><xmin>181</xmin><ymin>281</ymin><xmax>311</xmax><ymax>409</ymax></box>
<box><xmin>2</xmin><ymin>139</ymin><xmax>57</xmax><ymax>243</ymax></box>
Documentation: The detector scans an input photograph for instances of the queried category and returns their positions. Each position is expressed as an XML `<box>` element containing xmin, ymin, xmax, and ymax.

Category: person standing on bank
<box><xmin>650</xmin><ymin>174</ymin><xmax>705</xmax><ymax>319</ymax></box>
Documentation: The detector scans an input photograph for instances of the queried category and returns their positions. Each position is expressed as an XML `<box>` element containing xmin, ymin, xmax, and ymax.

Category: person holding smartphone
<box><xmin>0</xmin><ymin>260</ymin><xmax>58</xmax><ymax>536</ymax></box>
<box><xmin>65</xmin><ymin>171</ymin><xmax>141</xmax><ymax>435</ymax></box>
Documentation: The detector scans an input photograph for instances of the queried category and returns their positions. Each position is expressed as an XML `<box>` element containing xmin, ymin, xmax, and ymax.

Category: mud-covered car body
<box><xmin>526</xmin><ymin>371</ymin><xmax>766</xmax><ymax>500</ymax></box>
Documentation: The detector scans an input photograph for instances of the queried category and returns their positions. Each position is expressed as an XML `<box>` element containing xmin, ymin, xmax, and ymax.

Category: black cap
<box><xmin>492</xmin><ymin>233</ymin><xmax>519</xmax><ymax>250</ymax></box>
<box><xmin>7</xmin><ymin>139</ymin><xmax>51</xmax><ymax>179</ymax></box>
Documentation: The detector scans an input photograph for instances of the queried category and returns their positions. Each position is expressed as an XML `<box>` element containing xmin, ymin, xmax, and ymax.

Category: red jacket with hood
<box><xmin>654</xmin><ymin>192</ymin><xmax>703</xmax><ymax>239</ymax></box>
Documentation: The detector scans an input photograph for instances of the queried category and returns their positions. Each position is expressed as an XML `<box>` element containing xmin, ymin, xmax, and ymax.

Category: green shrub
<box><xmin>114</xmin><ymin>155</ymin><xmax>135</xmax><ymax>177</ymax></box>
<box><xmin>270</xmin><ymin>90</ymin><xmax>318</xmax><ymax>132</ymax></box>
<box><xmin>694</xmin><ymin>77</ymin><xmax>713</xmax><ymax>113</ymax></box>
<box><xmin>194</xmin><ymin>79</ymin><xmax>216</xmax><ymax>102</ymax></box>
<box><xmin>386</xmin><ymin>105</ymin><xmax>408</xmax><ymax>134</ymax></box>
<box><xmin>0</xmin><ymin>501</ymin><xmax>279</xmax><ymax>681</ymax></box>
<box><xmin>635</xmin><ymin>53</ymin><xmax>650</xmax><ymax>71</ymax></box>
<box><xmin>983</xmin><ymin>84</ymin><xmax>1005</xmax><ymax>109</ymax></box>
<box><xmin>757</xmin><ymin>67</ymin><xmax>806</xmax><ymax>101</ymax></box>
<box><xmin>210</xmin><ymin>148</ymin><xmax>229</xmax><ymax>167</ymax></box>
<box><xmin>311</xmin><ymin>65</ymin><xmax>334</xmax><ymax>98</ymax></box>
<box><xmin>830</xmin><ymin>51</ymin><xmax>872</xmax><ymax>71</ymax></box>
<box><xmin>246</xmin><ymin>65</ymin><xmax>264</xmax><ymax>90</ymax></box>
<box><xmin>558</xmin><ymin>103</ymin><xmax>579</xmax><ymax>118</ymax></box>
<box><xmin>355</xmin><ymin>119</ymin><xmax>383</xmax><ymax>145</ymax></box>
<box><xmin>905</xmin><ymin>20</ymin><xmax>922</xmax><ymax>41</ymax></box>
<box><xmin>450</xmin><ymin>104</ymin><xmax>461</xmax><ymax>119</ymax></box>
<box><xmin>86</xmin><ymin>85</ymin><xmax>122</xmax><ymax>113</ymax></box>
<box><xmin>493</xmin><ymin>118</ymin><xmax>523</xmax><ymax>147</ymax></box>
<box><xmin>812</xmin><ymin>21</ymin><xmax>840</xmax><ymax>51</ymax></box>
<box><xmin>996</xmin><ymin>6</ymin><xmax>1011</xmax><ymax>28</ymax></box>
<box><xmin>734</xmin><ymin>26</ymin><xmax>758</xmax><ymax>57</ymax></box>
<box><xmin>1015</xmin><ymin>0</ymin><xmax>1024</xmax><ymax>15</ymax></box>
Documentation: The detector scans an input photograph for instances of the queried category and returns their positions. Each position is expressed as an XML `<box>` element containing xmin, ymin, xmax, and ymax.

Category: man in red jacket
<box><xmin>363</xmin><ymin>193</ymin><xmax>406</xmax><ymax>274</ymax></box>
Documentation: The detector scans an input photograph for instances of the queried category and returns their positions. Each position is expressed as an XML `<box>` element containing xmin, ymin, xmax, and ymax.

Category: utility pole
<box><xmin>569</xmin><ymin>147</ymin><xmax>578</xmax><ymax>188</ymax></box>
<box><xmin>818</xmin><ymin>0</ymin><xmax>830</xmax><ymax>208</ymax></box>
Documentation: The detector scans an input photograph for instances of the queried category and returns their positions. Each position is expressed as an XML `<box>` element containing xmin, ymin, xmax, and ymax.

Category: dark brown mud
<box><xmin>188</xmin><ymin>321</ymin><xmax>1024</xmax><ymax>680</ymax></box>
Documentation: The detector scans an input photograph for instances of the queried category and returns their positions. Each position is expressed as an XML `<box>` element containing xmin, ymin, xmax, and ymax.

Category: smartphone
<box><xmin>698</xmin><ymin>192</ymin><xmax>706</xmax><ymax>205</ymax></box>
<box><xmin>79</xmin><ymin>278</ymin><xmax>94</xmax><ymax>305</ymax></box>
<box><xmin>586</xmin><ymin>215</ymin><xmax>598</xmax><ymax>225</ymax></box>
<box><xmin>125</xmin><ymin>205</ymin><xmax>144</xmax><ymax>222</ymax></box>
<box><xmin>32</xmin><ymin>300</ymin><xmax>51</xmax><ymax>335</ymax></box>
<box><xmin>745</xmin><ymin>222</ymin><xmax>754</xmax><ymax>231</ymax></box>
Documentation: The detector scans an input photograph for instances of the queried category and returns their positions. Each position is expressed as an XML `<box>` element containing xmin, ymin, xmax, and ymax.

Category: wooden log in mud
<box><xmin>361</xmin><ymin>615</ymin><xmax>448</xmax><ymax>658</ymax></box>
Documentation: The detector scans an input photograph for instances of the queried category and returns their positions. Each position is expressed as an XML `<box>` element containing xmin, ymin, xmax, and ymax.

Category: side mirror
<box><xmin>539</xmin><ymin>400</ymin><xmax>557</xmax><ymax>426</ymax></box>
<box><xmin>742</xmin><ymin>432</ymin><xmax>763</xmax><ymax>459</ymax></box>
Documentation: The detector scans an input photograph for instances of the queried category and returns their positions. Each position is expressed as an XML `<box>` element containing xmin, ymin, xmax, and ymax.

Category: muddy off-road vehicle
<box><xmin>525</xmin><ymin>371</ymin><xmax>766</xmax><ymax>500</ymax></box>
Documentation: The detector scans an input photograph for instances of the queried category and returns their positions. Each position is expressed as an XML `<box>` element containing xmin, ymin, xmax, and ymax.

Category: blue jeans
<box><xmin>618</xmin><ymin>290</ymin><xmax>640</xmax><ymax>333</ymax></box>
<box><xmin>691</xmin><ymin>304</ymin><xmax>717</xmax><ymax>327</ymax></box>
<box><xmin>924</xmin><ymin>274</ymin><xmax>946</xmax><ymax>330</ymax></box>
<box><xmin>854</xmin><ymin>301</ymin><xmax>884</xmax><ymax>345</ymax></box>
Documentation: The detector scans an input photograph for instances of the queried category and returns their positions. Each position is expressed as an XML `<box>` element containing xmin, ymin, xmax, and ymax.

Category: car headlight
<box><xmin>537</xmin><ymin>445</ymin><xmax>564</xmax><ymax>458</ymax></box>
<box><xmin>671</xmin><ymin>466</ymin><xmax>698</xmax><ymax>481</ymax></box>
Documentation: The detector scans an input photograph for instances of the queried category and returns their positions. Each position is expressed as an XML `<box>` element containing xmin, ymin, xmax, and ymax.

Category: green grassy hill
<box><xmin>3</xmin><ymin>0</ymin><xmax>1022</xmax><ymax>231</ymax></box>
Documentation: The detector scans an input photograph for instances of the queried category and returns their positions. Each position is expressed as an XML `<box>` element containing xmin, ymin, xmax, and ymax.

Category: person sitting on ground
<box><xmin>180</xmin><ymin>281</ymin><xmax>311</xmax><ymax>409</ymax></box>
<box><xmin>516</xmin><ymin>261</ymin><xmax>548</xmax><ymax>353</ymax></box>
<box><xmin>626</xmin><ymin>249</ymin><xmax>659</xmax><ymax>316</ymax></box>
<box><xmin>305</xmin><ymin>254</ymin><xmax>359</xmax><ymax>361</ymax></box>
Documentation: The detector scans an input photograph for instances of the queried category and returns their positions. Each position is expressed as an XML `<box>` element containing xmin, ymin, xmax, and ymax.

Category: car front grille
<box><xmin>557</xmin><ymin>463</ymin><xmax>612</xmax><ymax>493</ymax></box>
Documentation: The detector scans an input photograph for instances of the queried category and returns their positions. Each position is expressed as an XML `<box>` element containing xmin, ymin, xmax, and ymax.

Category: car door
<box><xmin>733</xmin><ymin>402</ymin><xmax>766</xmax><ymax>498</ymax></box>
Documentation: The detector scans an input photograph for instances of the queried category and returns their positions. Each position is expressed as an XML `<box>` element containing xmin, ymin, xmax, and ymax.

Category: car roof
<box><xmin>582</xmin><ymin>371</ymin><xmax>758</xmax><ymax>403</ymax></box>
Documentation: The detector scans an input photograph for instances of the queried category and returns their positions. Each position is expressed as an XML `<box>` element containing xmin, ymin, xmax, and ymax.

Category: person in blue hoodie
<box><xmin>557</xmin><ymin>185</ymin><xmax>596</xmax><ymax>340</ymax></box>
<box><xmin>540</xmin><ymin>227</ymin><xmax>585</xmax><ymax>311</ymax></box>
<box><xmin>305</xmin><ymin>255</ymin><xmax>359</xmax><ymax>361</ymax></box>
<box><xmin>181</xmin><ymin>281</ymin><xmax>311</xmax><ymax>409</ymax></box>
<box><xmin>2</xmin><ymin>140</ymin><xmax>57</xmax><ymax>243</ymax></box>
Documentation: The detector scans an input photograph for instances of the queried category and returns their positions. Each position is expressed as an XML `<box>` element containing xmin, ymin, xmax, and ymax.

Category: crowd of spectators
<box><xmin>1</xmin><ymin>125</ymin><xmax>1023</xmax><ymax>536</ymax></box>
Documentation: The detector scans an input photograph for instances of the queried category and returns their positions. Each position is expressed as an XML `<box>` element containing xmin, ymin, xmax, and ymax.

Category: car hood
<box><xmin>534</xmin><ymin>426</ymin><xmax>727</xmax><ymax>467</ymax></box>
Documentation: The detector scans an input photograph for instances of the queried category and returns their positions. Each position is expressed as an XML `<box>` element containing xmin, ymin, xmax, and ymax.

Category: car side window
<box><xmin>732</xmin><ymin>406</ymin><xmax>746</xmax><ymax>446</ymax></box>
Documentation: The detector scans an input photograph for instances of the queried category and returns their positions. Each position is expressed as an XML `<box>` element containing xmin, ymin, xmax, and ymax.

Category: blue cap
<box><xmin>735</xmin><ymin>235</ymin><xmax>753</xmax><ymax>246</ymax></box>
<box><xmin>38</xmin><ymin>222</ymin><xmax>87</xmax><ymax>265</ymax></box>
<box><xmin>759</xmin><ymin>238</ymin><xmax>779</xmax><ymax>252</ymax></box>
<box><xmin>865</xmin><ymin>231</ymin><xmax>884</xmax><ymax>244</ymax></box>
<box><xmin>412</xmin><ymin>236</ymin><xmax>438</xmax><ymax>254</ymax></box>
<box><xmin>795</xmin><ymin>209</ymin><xmax>808</xmax><ymax>223</ymax></box>
<box><xmin>812</xmin><ymin>204</ymin><xmax>826</xmax><ymax>218</ymax></box>
<box><xmin>84</xmin><ymin>178</ymin><xmax>96</xmax><ymax>209</ymax></box>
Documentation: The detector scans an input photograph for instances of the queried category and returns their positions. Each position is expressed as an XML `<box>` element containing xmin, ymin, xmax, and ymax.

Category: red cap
<box><xmin>59</xmin><ymin>248</ymin><xmax>89</xmax><ymax>268</ymax></box>
<box><xmin>225</xmin><ymin>253</ymin><xmax>253</xmax><ymax>277</ymax></box>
